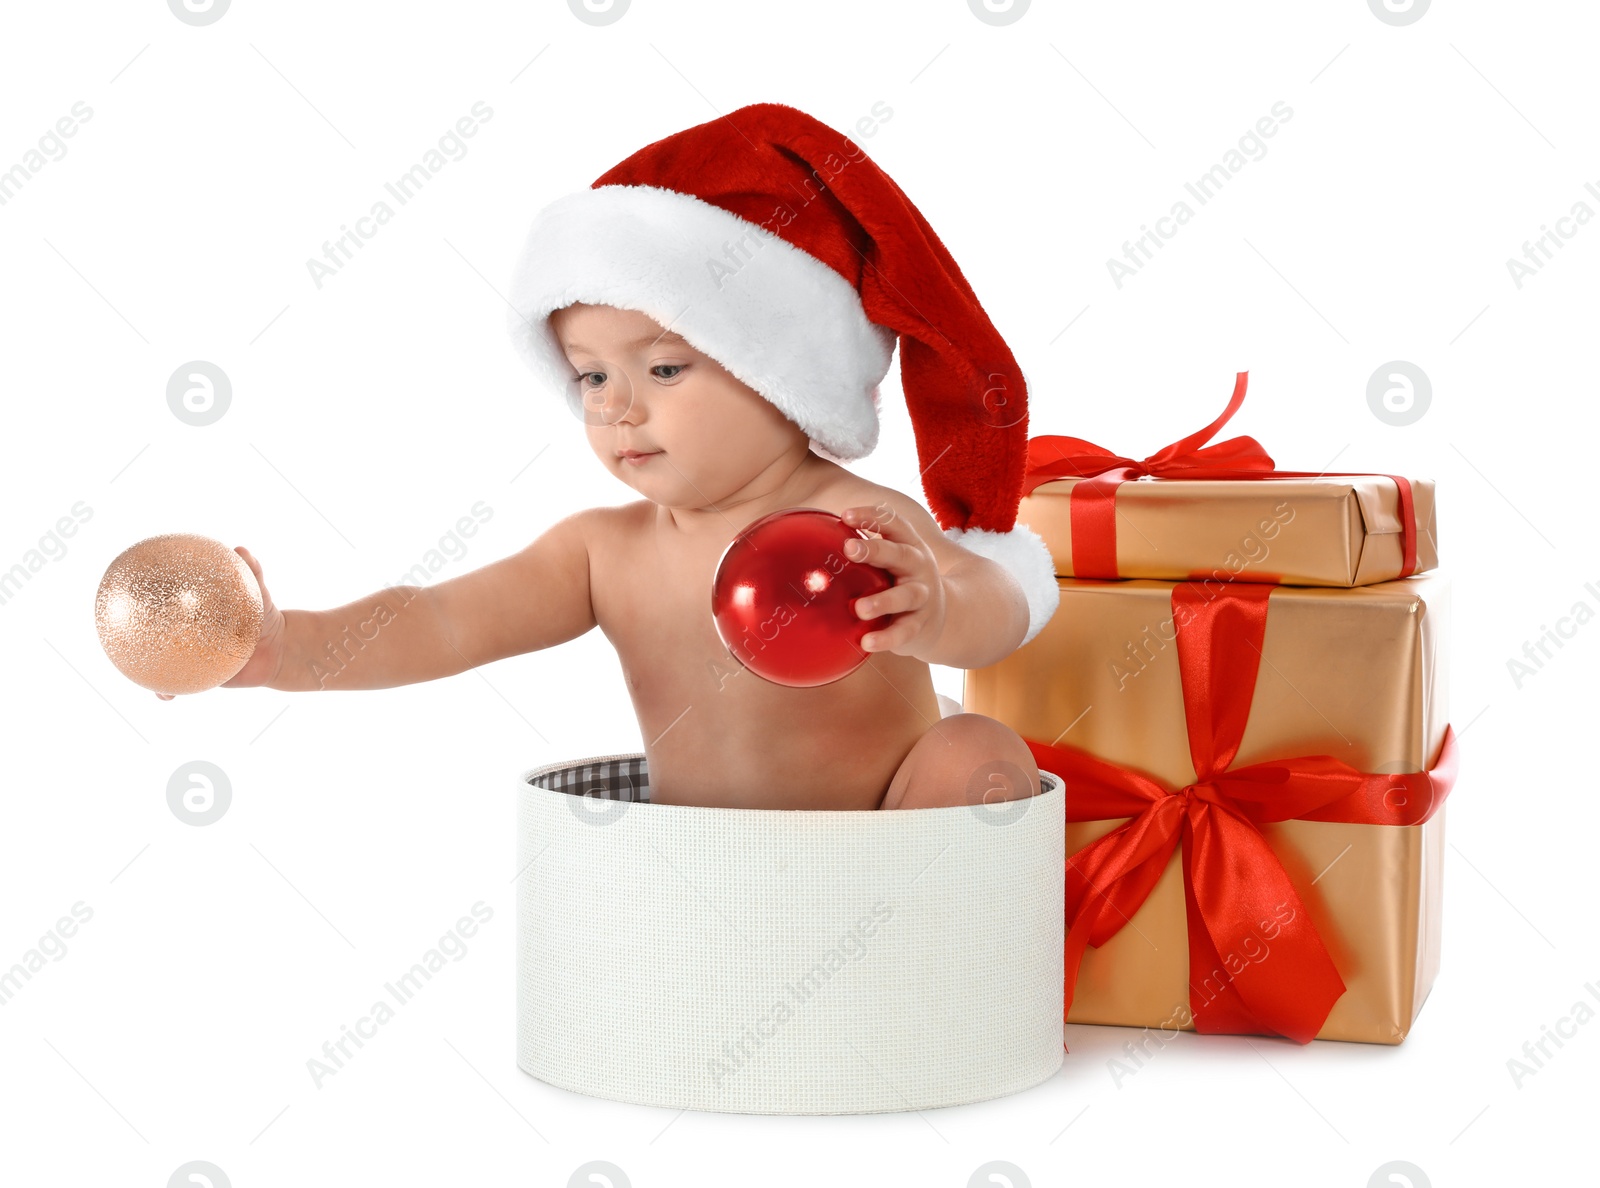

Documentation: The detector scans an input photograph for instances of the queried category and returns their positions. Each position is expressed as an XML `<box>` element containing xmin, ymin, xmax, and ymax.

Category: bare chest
<box><xmin>586</xmin><ymin>504</ymin><xmax>938</xmax><ymax>808</ymax></box>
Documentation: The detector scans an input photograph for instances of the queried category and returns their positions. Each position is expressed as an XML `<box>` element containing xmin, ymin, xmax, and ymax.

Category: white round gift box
<box><xmin>514</xmin><ymin>751</ymin><xmax>1065</xmax><ymax>1115</ymax></box>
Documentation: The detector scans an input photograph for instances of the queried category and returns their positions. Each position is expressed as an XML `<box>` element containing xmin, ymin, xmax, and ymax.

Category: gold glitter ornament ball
<box><xmin>95</xmin><ymin>533</ymin><xmax>263</xmax><ymax>696</ymax></box>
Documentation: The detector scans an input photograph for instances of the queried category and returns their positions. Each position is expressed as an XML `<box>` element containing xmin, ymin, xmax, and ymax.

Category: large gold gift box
<box><xmin>1023</xmin><ymin>475</ymin><xmax>1438</xmax><ymax>586</ymax></box>
<box><xmin>965</xmin><ymin>573</ymin><xmax>1451</xmax><ymax>1044</ymax></box>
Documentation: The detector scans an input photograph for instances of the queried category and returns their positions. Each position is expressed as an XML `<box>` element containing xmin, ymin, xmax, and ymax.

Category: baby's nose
<box><xmin>583</xmin><ymin>375</ymin><xmax>642</xmax><ymax>426</ymax></box>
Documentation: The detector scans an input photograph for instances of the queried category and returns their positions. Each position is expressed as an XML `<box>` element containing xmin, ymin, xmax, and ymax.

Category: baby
<box><xmin>161</xmin><ymin>103</ymin><xmax>1060</xmax><ymax>813</ymax></box>
<box><xmin>171</xmin><ymin>298</ymin><xmax>1041</xmax><ymax>812</ymax></box>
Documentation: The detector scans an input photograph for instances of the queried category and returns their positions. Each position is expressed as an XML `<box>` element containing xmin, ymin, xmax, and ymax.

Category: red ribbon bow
<box><xmin>1027</xmin><ymin>582</ymin><xmax>1458</xmax><ymax>1045</ymax></box>
<box><xmin>1024</xmin><ymin>372</ymin><xmax>1419</xmax><ymax>580</ymax></box>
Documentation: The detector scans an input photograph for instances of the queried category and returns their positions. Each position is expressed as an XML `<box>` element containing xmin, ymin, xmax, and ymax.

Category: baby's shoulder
<box><xmin>807</xmin><ymin>467</ymin><xmax>937</xmax><ymax>534</ymax></box>
<box><xmin>573</xmin><ymin>500</ymin><xmax>654</xmax><ymax>557</ymax></box>
<box><xmin>804</xmin><ymin>459</ymin><xmax>896</xmax><ymax>513</ymax></box>
<box><xmin>806</xmin><ymin>464</ymin><xmax>972</xmax><ymax>568</ymax></box>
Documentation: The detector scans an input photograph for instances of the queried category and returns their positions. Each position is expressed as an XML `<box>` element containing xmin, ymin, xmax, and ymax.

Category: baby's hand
<box><xmin>155</xmin><ymin>546</ymin><xmax>284</xmax><ymax>700</ymax></box>
<box><xmin>841</xmin><ymin>503</ymin><xmax>947</xmax><ymax>663</ymax></box>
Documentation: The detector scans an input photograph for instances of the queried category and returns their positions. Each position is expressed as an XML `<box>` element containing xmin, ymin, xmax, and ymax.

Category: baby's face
<box><xmin>549</xmin><ymin>302</ymin><xmax>810</xmax><ymax>515</ymax></box>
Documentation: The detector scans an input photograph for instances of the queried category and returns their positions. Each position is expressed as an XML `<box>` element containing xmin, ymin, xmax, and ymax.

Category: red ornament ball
<box><xmin>711</xmin><ymin>507</ymin><xmax>895</xmax><ymax>687</ymax></box>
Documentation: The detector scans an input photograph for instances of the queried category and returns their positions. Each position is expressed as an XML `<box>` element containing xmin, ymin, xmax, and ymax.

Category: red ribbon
<box><xmin>1028</xmin><ymin>582</ymin><xmax>1458</xmax><ymax>1044</ymax></box>
<box><xmin>1024</xmin><ymin>372</ymin><xmax>1420</xmax><ymax>580</ymax></box>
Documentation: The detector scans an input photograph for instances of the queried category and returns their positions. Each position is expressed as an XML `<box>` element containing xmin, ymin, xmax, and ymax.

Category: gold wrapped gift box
<box><xmin>966</xmin><ymin>573</ymin><xmax>1451</xmax><ymax>1044</ymax></box>
<box><xmin>1022</xmin><ymin>474</ymin><xmax>1438</xmax><ymax>587</ymax></box>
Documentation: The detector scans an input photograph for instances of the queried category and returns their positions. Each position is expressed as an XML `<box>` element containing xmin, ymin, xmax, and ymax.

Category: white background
<box><xmin>2</xmin><ymin>1</ymin><xmax>1595</xmax><ymax>1185</ymax></box>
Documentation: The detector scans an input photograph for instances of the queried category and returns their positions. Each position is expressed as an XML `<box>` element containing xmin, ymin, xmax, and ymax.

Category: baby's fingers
<box><xmin>843</xmin><ymin>533</ymin><xmax>917</xmax><ymax>574</ymax></box>
<box><xmin>842</xmin><ymin>503</ymin><xmax>917</xmax><ymax>543</ymax></box>
<box><xmin>854</xmin><ymin>582</ymin><xmax>926</xmax><ymax>621</ymax></box>
<box><xmin>236</xmin><ymin>546</ymin><xmax>264</xmax><ymax>588</ymax></box>
<box><xmin>861</xmin><ymin>616</ymin><xmax>919</xmax><ymax>653</ymax></box>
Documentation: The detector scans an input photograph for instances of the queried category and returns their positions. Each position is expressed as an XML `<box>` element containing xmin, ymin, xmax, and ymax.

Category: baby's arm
<box><xmin>843</xmin><ymin>489</ymin><xmax>1030</xmax><ymax>670</ymax></box>
<box><xmin>263</xmin><ymin>510</ymin><xmax>596</xmax><ymax>692</ymax></box>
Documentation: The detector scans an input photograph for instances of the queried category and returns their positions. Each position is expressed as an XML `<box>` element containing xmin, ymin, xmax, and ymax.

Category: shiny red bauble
<box><xmin>711</xmin><ymin>507</ymin><xmax>895</xmax><ymax>687</ymax></box>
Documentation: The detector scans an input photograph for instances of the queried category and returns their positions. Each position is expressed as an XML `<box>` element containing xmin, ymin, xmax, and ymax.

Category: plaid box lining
<box><xmin>524</xmin><ymin>752</ymin><xmax>651</xmax><ymax>803</ymax></box>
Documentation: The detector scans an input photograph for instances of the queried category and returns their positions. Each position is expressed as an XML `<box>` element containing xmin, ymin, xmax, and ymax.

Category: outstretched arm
<box><xmin>259</xmin><ymin>509</ymin><xmax>597</xmax><ymax>692</ymax></box>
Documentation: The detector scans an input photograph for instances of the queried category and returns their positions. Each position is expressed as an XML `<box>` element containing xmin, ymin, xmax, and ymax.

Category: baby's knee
<box><xmin>889</xmin><ymin>713</ymin><xmax>1038</xmax><ymax>809</ymax></box>
<box><xmin>940</xmin><ymin>714</ymin><xmax>1039</xmax><ymax>804</ymax></box>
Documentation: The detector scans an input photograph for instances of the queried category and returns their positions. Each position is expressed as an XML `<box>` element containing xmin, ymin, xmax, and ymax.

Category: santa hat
<box><xmin>505</xmin><ymin>101</ymin><xmax>1059</xmax><ymax>647</ymax></box>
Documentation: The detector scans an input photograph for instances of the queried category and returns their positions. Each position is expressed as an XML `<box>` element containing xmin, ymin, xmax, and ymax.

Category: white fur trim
<box><xmin>944</xmin><ymin>522</ymin><xmax>1061</xmax><ymax>650</ymax></box>
<box><xmin>505</xmin><ymin>183</ymin><xmax>897</xmax><ymax>461</ymax></box>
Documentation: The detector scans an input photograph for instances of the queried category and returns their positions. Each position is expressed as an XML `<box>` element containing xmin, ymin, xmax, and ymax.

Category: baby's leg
<box><xmin>877</xmin><ymin>713</ymin><xmax>1040</xmax><ymax>810</ymax></box>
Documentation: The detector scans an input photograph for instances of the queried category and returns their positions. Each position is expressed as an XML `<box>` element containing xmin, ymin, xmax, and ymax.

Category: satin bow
<box><xmin>1023</xmin><ymin>372</ymin><xmax>1419</xmax><ymax>579</ymax></box>
<box><xmin>1028</xmin><ymin>582</ymin><xmax>1458</xmax><ymax>1045</ymax></box>
<box><xmin>1024</xmin><ymin>371</ymin><xmax>1273</xmax><ymax>490</ymax></box>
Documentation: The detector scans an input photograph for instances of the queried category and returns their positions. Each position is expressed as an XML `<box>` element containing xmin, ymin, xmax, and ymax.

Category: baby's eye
<box><xmin>652</xmin><ymin>364</ymin><xmax>686</xmax><ymax>381</ymax></box>
<box><xmin>575</xmin><ymin>371</ymin><xmax>605</xmax><ymax>388</ymax></box>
